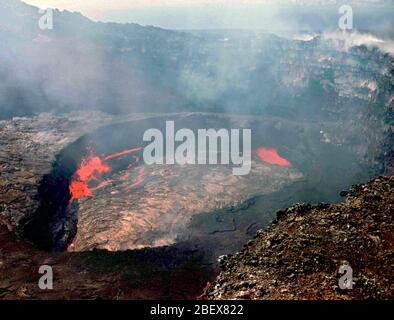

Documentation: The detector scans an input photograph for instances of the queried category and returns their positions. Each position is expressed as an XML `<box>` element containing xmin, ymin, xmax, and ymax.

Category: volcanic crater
<box><xmin>22</xmin><ymin>114</ymin><xmax>304</xmax><ymax>255</ymax></box>
<box><xmin>0</xmin><ymin>111</ymin><xmax>386</xmax><ymax>299</ymax></box>
<box><xmin>16</xmin><ymin>112</ymin><xmax>375</xmax><ymax>268</ymax></box>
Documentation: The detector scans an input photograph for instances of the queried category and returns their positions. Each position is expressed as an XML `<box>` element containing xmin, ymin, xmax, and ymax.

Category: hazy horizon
<box><xmin>22</xmin><ymin>0</ymin><xmax>394</xmax><ymax>31</ymax></box>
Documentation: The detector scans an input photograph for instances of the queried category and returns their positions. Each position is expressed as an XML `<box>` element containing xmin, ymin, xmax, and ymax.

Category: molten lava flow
<box><xmin>103</xmin><ymin>147</ymin><xmax>142</xmax><ymax>161</ymax></box>
<box><xmin>69</xmin><ymin>149</ymin><xmax>111</xmax><ymax>202</ymax></box>
<box><xmin>69</xmin><ymin>146</ymin><xmax>145</xmax><ymax>202</ymax></box>
<box><xmin>69</xmin><ymin>181</ymin><xmax>93</xmax><ymax>201</ymax></box>
<box><xmin>256</xmin><ymin>147</ymin><xmax>291</xmax><ymax>167</ymax></box>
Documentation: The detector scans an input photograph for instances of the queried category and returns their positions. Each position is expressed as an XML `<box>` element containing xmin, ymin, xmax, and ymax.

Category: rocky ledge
<box><xmin>206</xmin><ymin>176</ymin><xmax>394</xmax><ymax>300</ymax></box>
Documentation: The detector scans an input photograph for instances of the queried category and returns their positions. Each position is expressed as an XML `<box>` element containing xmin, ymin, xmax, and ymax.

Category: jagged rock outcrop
<box><xmin>207</xmin><ymin>176</ymin><xmax>394</xmax><ymax>300</ymax></box>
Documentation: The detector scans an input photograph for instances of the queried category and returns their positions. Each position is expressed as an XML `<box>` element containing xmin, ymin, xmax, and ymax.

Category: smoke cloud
<box><xmin>322</xmin><ymin>30</ymin><xmax>394</xmax><ymax>55</ymax></box>
<box><xmin>0</xmin><ymin>0</ymin><xmax>393</xmax><ymax>120</ymax></box>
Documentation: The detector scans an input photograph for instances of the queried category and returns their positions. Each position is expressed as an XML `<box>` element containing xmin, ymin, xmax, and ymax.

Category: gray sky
<box><xmin>23</xmin><ymin>0</ymin><xmax>393</xmax><ymax>30</ymax></box>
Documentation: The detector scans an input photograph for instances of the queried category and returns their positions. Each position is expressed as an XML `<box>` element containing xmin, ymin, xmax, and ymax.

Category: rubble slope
<box><xmin>207</xmin><ymin>176</ymin><xmax>394</xmax><ymax>300</ymax></box>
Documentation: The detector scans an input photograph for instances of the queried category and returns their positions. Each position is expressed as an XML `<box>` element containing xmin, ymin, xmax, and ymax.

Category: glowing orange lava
<box><xmin>256</xmin><ymin>147</ymin><xmax>291</xmax><ymax>167</ymax></box>
<box><xmin>69</xmin><ymin>146</ymin><xmax>144</xmax><ymax>202</ymax></box>
<box><xmin>103</xmin><ymin>147</ymin><xmax>142</xmax><ymax>161</ymax></box>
